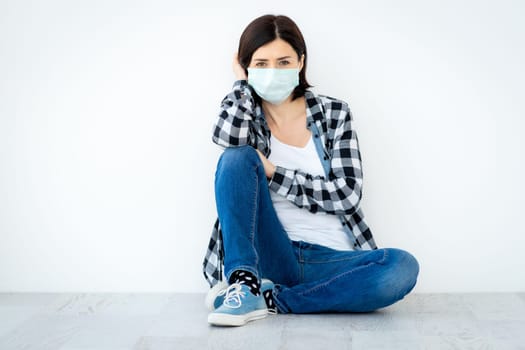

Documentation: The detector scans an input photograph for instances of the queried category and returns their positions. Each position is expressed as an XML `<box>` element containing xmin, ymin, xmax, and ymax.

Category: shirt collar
<box><xmin>254</xmin><ymin>90</ymin><xmax>324</xmax><ymax>127</ymax></box>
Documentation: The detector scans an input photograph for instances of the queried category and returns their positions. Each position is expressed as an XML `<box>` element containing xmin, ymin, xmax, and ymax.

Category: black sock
<box><xmin>263</xmin><ymin>289</ymin><xmax>277</xmax><ymax>313</ymax></box>
<box><xmin>229</xmin><ymin>270</ymin><xmax>260</xmax><ymax>296</ymax></box>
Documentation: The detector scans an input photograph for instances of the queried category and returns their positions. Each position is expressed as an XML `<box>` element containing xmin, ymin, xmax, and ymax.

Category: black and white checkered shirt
<box><xmin>203</xmin><ymin>80</ymin><xmax>378</xmax><ymax>287</ymax></box>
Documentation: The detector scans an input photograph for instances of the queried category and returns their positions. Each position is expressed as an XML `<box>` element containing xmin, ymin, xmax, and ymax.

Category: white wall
<box><xmin>1</xmin><ymin>0</ymin><xmax>523</xmax><ymax>293</ymax></box>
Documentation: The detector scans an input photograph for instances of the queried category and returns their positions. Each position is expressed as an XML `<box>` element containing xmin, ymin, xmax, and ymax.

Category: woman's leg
<box><xmin>214</xmin><ymin>145</ymin><xmax>300</xmax><ymax>285</ymax></box>
<box><xmin>215</xmin><ymin>145</ymin><xmax>419</xmax><ymax>314</ymax></box>
<box><xmin>272</xmin><ymin>242</ymin><xmax>419</xmax><ymax>313</ymax></box>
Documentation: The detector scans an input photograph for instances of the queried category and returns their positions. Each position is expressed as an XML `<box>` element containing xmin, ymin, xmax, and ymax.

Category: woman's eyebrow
<box><xmin>253</xmin><ymin>56</ymin><xmax>293</xmax><ymax>61</ymax></box>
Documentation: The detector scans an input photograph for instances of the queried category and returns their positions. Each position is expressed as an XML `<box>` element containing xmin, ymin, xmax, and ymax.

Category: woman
<box><xmin>203</xmin><ymin>14</ymin><xmax>419</xmax><ymax>327</ymax></box>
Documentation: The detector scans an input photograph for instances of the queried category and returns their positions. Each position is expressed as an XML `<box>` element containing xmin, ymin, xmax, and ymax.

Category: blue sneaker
<box><xmin>204</xmin><ymin>280</ymin><xmax>229</xmax><ymax>311</ymax></box>
<box><xmin>205</xmin><ymin>279</ymin><xmax>274</xmax><ymax>311</ymax></box>
<box><xmin>207</xmin><ymin>283</ymin><xmax>268</xmax><ymax>326</ymax></box>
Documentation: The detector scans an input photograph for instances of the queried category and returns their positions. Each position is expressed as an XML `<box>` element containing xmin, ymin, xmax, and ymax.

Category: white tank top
<box><xmin>268</xmin><ymin>133</ymin><xmax>353</xmax><ymax>251</ymax></box>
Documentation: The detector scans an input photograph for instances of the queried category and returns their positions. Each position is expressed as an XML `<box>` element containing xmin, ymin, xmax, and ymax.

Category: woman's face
<box><xmin>248</xmin><ymin>38</ymin><xmax>304</xmax><ymax>71</ymax></box>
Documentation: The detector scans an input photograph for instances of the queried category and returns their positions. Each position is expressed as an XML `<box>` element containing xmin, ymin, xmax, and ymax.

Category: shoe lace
<box><xmin>218</xmin><ymin>283</ymin><xmax>246</xmax><ymax>309</ymax></box>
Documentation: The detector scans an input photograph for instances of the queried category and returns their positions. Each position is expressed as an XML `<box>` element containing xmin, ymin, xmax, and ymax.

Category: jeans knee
<box><xmin>219</xmin><ymin>145</ymin><xmax>259</xmax><ymax>165</ymax></box>
<box><xmin>379</xmin><ymin>248</ymin><xmax>419</xmax><ymax>299</ymax></box>
<box><xmin>403</xmin><ymin>250</ymin><xmax>419</xmax><ymax>289</ymax></box>
<box><xmin>216</xmin><ymin>145</ymin><xmax>260</xmax><ymax>174</ymax></box>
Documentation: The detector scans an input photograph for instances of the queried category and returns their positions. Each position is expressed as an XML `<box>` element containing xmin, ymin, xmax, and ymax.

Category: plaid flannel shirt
<box><xmin>203</xmin><ymin>80</ymin><xmax>378</xmax><ymax>287</ymax></box>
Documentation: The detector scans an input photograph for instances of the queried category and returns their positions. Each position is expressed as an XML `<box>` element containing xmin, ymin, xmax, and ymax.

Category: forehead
<box><xmin>251</xmin><ymin>38</ymin><xmax>297</xmax><ymax>59</ymax></box>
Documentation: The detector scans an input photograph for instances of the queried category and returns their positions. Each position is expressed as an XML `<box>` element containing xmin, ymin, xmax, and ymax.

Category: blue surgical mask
<box><xmin>247</xmin><ymin>68</ymin><xmax>300</xmax><ymax>105</ymax></box>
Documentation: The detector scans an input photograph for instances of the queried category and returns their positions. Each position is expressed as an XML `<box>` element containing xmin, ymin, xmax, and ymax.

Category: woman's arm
<box><xmin>211</xmin><ymin>80</ymin><xmax>257</xmax><ymax>148</ymax></box>
<box><xmin>212</xmin><ymin>55</ymin><xmax>258</xmax><ymax>148</ymax></box>
<box><xmin>268</xmin><ymin>103</ymin><xmax>364</xmax><ymax>216</ymax></box>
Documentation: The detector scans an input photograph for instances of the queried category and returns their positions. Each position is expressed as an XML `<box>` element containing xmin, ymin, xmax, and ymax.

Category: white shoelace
<box><xmin>218</xmin><ymin>283</ymin><xmax>246</xmax><ymax>309</ymax></box>
<box><xmin>217</xmin><ymin>282</ymin><xmax>278</xmax><ymax>313</ymax></box>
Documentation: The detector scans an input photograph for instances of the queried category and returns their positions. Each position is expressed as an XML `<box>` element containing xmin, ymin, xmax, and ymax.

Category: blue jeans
<box><xmin>215</xmin><ymin>145</ymin><xmax>419</xmax><ymax>314</ymax></box>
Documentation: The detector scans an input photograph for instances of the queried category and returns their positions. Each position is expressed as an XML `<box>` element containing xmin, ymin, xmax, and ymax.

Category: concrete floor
<box><xmin>0</xmin><ymin>292</ymin><xmax>524</xmax><ymax>349</ymax></box>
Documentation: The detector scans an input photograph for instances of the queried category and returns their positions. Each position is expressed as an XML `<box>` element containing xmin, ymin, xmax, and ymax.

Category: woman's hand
<box><xmin>233</xmin><ymin>53</ymin><xmax>247</xmax><ymax>81</ymax></box>
<box><xmin>255</xmin><ymin>149</ymin><xmax>276</xmax><ymax>179</ymax></box>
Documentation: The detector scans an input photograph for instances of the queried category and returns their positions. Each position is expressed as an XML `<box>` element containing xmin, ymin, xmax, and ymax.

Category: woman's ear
<box><xmin>299</xmin><ymin>54</ymin><xmax>305</xmax><ymax>71</ymax></box>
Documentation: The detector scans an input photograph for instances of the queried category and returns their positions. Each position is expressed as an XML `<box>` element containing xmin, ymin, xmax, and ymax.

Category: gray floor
<box><xmin>0</xmin><ymin>292</ymin><xmax>524</xmax><ymax>350</ymax></box>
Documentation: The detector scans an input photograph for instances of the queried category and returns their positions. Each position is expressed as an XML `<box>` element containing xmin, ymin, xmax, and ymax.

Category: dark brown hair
<box><xmin>238</xmin><ymin>14</ymin><xmax>312</xmax><ymax>102</ymax></box>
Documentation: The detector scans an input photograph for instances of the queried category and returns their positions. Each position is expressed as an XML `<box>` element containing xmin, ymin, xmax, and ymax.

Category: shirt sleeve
<box><xmin>211</xmin><ymin>79</ymin><xmax>257</xmax><ymax>148</ymax></box>
<box><xmin>268</xmin><ymin>103</ymin><xmax>364</xmax><ymax>216</ymax></box>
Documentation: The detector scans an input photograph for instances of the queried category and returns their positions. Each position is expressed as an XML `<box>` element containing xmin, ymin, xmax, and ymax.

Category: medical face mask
<box><xmin>247</xmin><ymin>68</ymin><xmax>300</xmax><ymax>105</ymax></box>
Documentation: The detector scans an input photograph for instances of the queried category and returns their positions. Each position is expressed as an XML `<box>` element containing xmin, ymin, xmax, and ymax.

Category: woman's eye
<box><xmin>255</xmin><ymin>62</ymin><xmax>266</xmax><ymax>67</ymax></box>
<box><xmin>279</xmin><ymin>60</ymin><xmax>290</xmax><ymax>66</ymax></box>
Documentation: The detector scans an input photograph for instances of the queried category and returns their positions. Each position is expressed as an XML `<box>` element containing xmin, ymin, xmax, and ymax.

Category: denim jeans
<box><xmin>215</xmin><ymin>145</ymin><xmax>419</xmax><ymax>314</ymax></box>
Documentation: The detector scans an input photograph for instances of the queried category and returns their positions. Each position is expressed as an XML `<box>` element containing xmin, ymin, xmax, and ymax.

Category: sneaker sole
<box><xmin>207</xmin><ymin>309</ymin><xmax>268</xmax><ymax>326</ymax></box>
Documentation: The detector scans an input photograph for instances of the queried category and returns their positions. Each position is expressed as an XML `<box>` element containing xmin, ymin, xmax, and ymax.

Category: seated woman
<box><xmin>203</xmin><ymin>14</ymin><xmax>419</xmax><ymax>327</ymax></box>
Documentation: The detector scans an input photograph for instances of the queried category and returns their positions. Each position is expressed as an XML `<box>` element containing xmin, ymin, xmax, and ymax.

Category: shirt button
<box><xmin>314</xmin><ymin>134</ymin><xmax>319</xmax><ymax>138</ymax></box>
<box><xmin>323</xmin><ymin>156</ymin><xmax>328</xmax><ymax>160</ymax></box>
